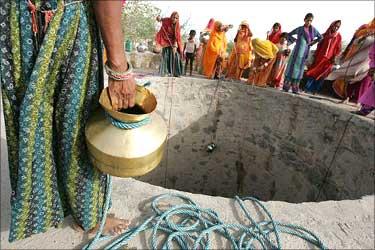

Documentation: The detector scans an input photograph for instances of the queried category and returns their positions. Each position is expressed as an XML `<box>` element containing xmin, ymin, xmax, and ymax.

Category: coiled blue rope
<box><xmin>106</xmin><ymin>113</ymin><xmax>151</xmax><ymax>129</ymax></box>
<box><xmin>83</xmin><ymin>176</ymin><xmax>327</xmax><ymax>250</ymax></box>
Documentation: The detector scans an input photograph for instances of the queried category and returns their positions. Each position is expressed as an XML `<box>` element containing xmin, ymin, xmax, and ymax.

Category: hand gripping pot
<box><xmin>85</xmin><ymin>86</ymin><xmax>167</xmax><ymax>177</ymax></box>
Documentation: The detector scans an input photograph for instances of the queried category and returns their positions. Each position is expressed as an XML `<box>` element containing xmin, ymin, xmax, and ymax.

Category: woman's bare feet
<box><xmin>339</xmin><ymin>97</ymin><xmax>349</xmax><ymax>104</ymax></box>
<box><xmin>73</xmin><ymin>213</ymin><xmax>130</xmax><ymax>236</ymax></box>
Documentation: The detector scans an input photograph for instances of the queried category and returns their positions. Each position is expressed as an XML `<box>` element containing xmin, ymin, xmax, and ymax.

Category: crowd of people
<box><xmin>155</xmin><ymin>12</ymin><xmax>375</xmax><ymax>117</ymax></box>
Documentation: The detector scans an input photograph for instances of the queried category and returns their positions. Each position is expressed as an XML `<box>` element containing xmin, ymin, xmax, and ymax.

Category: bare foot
<box><xmin>339</xmin><ymin>97</ymin><xmax>349</xmax><ymax>104</ymax></box>
<box><xmin>73</xmin><ymin>213</ymin><xmax>130</xmax><ymax>236</ymax></box>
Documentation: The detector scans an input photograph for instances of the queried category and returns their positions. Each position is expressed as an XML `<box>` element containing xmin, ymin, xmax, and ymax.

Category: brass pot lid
<box><xmin>99</xmin><ymin>85</ymin><xmax>157</xmax><ymax>123</ymax></box>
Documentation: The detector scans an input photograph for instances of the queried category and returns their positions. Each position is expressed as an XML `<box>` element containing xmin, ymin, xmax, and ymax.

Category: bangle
<box><xmin>105</xmin><ymin>61</ymin><xmax>133</xmax><ymax>81</ymax></box>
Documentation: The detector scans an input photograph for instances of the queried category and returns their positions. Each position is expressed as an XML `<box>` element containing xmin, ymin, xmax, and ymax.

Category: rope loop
<box><xmin>83</xmin><ymin>178</ymin><xmax>327</xmax><ymax>250</ymax></box>
<box><xmin>105</xmin><ymin>113</ymin><xmax>151</xmax><ymax>129</ymax></box>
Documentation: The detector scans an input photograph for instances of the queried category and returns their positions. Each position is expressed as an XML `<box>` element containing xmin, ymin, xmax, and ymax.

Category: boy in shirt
<box><xmin>184</xmin><ymin>30</ymin><xmax>197</xmax><ymax>76</ymax></box>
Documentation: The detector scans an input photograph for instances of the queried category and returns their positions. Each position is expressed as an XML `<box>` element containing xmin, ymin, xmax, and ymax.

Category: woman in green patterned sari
<box><xmin>0</xmin><ymin>0</ymin><xmax>135</xmax><ymax>242</ymax></box>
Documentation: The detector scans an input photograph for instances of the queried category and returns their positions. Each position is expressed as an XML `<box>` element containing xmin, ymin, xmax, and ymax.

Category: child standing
<box><xmin>184</xmin><ymin>30</ymin><xmax>197</xmax><ymax>76</ymax></box>
<box><xmin>268</xmin><ymin>32</ymin><xmax>291</xmax><ymax>88</ymax></box>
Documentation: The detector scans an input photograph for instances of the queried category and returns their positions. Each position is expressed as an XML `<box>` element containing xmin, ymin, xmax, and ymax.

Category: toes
<box><xmin>121</xmin><ymin>219</ymin><xmax>130</xmax><ymax>226</ymax></box>
<box><xmin>112</xmin><ymin>224</ymin><xmax>128</xmax><ymax>236</ymax></box>
<box><xmin>72</xmin><ymin>224</ymin><xmax>84</xmax><ymax>233</ymax></box>
<box><xmin>107</xmin><ymin>213</ymin><xmax>115</xmax><ymax>218</ymax></box>
<box><xmin>112</xmin><ymin>227</ymin><xmax>123</xmax><ymax>236</ymax></box>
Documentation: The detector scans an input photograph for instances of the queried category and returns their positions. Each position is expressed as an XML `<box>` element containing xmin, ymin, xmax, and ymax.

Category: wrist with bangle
<box><xmin>105</xmin><ymin>61</ymin><xmax>133</xmax><ymax>81</ymax></box>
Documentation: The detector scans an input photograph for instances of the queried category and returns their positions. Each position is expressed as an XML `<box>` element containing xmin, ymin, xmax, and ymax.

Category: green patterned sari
<box><xmin>0</xmin><ymin>0</ymin><xmax>107</xmax><ymax>241</ymax></box>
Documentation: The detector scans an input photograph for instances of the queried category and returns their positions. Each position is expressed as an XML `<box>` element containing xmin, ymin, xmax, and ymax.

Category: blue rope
<box><xmin>83</xmin><ymin>176</ymin><xmax>327</xmax><ymax>250</ymax></box>
<box><xmin>106</xmin><ymin>113</ymin><xmax>151</xmax><ymax>129</ymax></box>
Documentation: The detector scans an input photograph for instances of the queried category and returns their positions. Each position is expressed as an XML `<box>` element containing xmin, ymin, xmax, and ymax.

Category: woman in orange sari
<box><xmin>326</xmin><ymin>18</ymin><xmax>375</xmax><ymax>102</ymax></box>
<box><xmin>226</xmin><ymin>21</ymin><xmax>253</xmax><ymax>80</ymax></box>
<box><xmin>248</xmin><ymin>38</ymin><xmax>279</xmax><ymax>87</ymax></box>
<box><xmin>198</xmin><ymin>18</ymin><xmax>215</xmax><ymax>74</ymax></box>
<box><xmin>203</xmin><ymin>21</ymin><xmax>229</xmax><ymax>79</ymax></box>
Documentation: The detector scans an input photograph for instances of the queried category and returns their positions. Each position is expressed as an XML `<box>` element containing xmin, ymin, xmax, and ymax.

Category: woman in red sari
<box><xmin>305</xmin><ymin>20</ymin><xmax>342</xmax><ymax>94</ymax></box>
<box><xmin>267</xmin><ymin>23</ymin><xmax>282</xmax><ymax>44</ymax></box>
<box><xmin>155</xmin><ymin>11</ymin><xmax>184</xmax><ymax>77</ymax></box>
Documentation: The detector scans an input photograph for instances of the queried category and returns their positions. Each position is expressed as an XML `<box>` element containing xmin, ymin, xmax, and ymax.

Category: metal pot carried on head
<box><xmin>85</xmin><ymin>85</ymin><xmax>167</xmax><ymax>177</ymax></box>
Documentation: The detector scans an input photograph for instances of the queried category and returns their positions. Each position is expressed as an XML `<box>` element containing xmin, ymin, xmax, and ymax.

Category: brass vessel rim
<box><xmin>99</xmin><ymin>86</ymin><xmax>157</xmax><ymax>123</ymax></box>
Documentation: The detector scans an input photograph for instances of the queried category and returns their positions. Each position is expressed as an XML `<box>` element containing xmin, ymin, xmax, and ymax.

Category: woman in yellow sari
<box><xmin>203</xmin><ymin>21</ymin><xmax>228</xmax><ymax>79</ymax></box>
<box><xmin>247</xmin><ymin>38</ymin><xmax>279</xmax><ymax>87</ymax></box>
<box><xmin>226</xmin><ymin>21</ymin><xmax>253</xmax><ymax>80</ymax></box>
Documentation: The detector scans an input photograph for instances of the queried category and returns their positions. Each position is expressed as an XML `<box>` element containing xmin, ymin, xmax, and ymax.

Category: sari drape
<box><xmin>203</xmin><ymin>22</ymin><xmax>228</xmax><ymax>78</ymax></box>
<box><xmin>155</xmin><ymin>12</ymin><xmax>184</xmax><ymax>76</ymax></box>
<box><xmin>326</xmin><ymin>18</ymin><xmax>375</xmax><ymax>99</ymax></box>
<box><xmin>248</xmin><ymin>38</ymin><xmax>278</xmax><ymax>87</ymax></box>
<box><xmin>284</xmin><ymin>25</ymin><xmax>322</xmax><ymax>85</ymax></box>
<box><xmin>1</xmin><ymin>0</ymin><xmax>107</xmax><ymax>241</ymax></box>
<box><xmin>226</xmin><ymin>22</ymin><xmax>252</xmax><ymax>80</ymax></box>
<box><xmin>268</xmin><ymin>43</ymin><xmax>289</xmax><ymax>88</ymax></box>
<box><xmin>305</xmin><ymin>21</ymin><xmax>342</xmax><ymax>93</ymax></box>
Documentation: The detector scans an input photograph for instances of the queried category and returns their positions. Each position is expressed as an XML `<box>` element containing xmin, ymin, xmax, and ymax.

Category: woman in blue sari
<box><xmin>1</xmin><ymin>0</ymin><xmax>134</xmax><ymax>242</ymax></box>
<box><xmin>283</xmin><ymin>13</ymin><xmax>322</xmax><ymax>94</ymax></box>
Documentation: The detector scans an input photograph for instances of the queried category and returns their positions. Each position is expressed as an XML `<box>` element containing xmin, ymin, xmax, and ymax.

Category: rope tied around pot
<box><xmin>105</xmin><ymin>113</ymin><xmax>151</xmax><ymax>130</ymax></box>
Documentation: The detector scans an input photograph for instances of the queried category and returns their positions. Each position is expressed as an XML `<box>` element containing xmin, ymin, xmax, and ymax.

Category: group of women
<box><xmin>155</xmin><ymin>12</ymin><xmax>375</xmax><ymax>116</ymax></box>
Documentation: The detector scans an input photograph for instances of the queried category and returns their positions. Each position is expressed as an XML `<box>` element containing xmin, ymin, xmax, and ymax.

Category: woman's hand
<box><xmin>107</xmin><ymin>62</ymin><xmax>136</xmax><ymax>111</ymax></box>
<box><xmin>108</xmin><ymin>77</ymin><xmax>136</xmax><ymax>111</ymax></box>
<box><xmin>93</xmin><ymin>1</ymin><xmax>136</xmax><ymax>111</ymax></box>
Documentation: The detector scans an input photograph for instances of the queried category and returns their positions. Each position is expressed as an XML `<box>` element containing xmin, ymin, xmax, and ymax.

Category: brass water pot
<box><xmin>85</xmin><ymin>86</ymin><xmax>167</xmax><ymax>177</ymax></box>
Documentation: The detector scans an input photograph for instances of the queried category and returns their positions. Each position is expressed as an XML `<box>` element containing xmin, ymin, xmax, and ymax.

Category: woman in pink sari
<box><xmin>326</xmin><ymin>18</ymin><xmax>375</xmax><ymax>102</ymax></box>
<box><xmin>353</xmin><ymin>43</ymin><xmax>375</xmax><ymax>116</ymax></box>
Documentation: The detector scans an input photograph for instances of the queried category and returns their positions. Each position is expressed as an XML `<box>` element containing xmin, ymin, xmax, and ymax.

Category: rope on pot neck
<box><xmin>105</xmin><ymin>114</ymin><xmax>151</xmax><ymax>130</ymax></box>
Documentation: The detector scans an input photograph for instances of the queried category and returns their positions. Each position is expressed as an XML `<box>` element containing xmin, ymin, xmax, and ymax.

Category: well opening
<box><xmin>136</xmin><ymin>76</ymin><xmax>374</xmax><ymax>203</ymax></box>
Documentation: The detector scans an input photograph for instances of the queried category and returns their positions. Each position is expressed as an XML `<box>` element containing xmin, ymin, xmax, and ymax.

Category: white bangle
<box><xmin>105</xmin><ymin>61</ymin><xmax>133</xmax><ymax>81</ymax></box>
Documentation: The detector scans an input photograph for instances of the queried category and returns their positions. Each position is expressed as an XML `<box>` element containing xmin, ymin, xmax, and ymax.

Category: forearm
<box><xmin>93</xmin><ymin>1</ymin><xmax>127</xmax><ymax>70</ymax></box>
<box><xmin>309</xmin><ymin>39</ymin><xmax>319</xmax><ymax>46</ymax></box>
<box><xmin>311</xmin><ymin>36</ymin><xmax>322</xmax><ymax>46</ymax></box>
